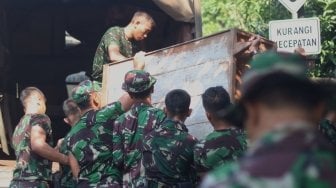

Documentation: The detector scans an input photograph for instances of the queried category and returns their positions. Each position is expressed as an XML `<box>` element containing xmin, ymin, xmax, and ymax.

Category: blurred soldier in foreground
<box><xmin>318</xmin><ymin>81</ymin><xmax>336</xmax><ymax>147</ymax></box>
<box><xmin>201</xmin><ymin>52</ymin><xmax>336</xmax><ymax>188</ymax></box>
<box><xmin>10</xmin><ymin>87</ymin><xmax>69</xmax><ymax>188</ymax></box>
<box><xmin>143</xmin><ymin>89</ymin><xmax>198</xmax><ymax>187</ymax></box>
<box><xmin>194</xmin><ymin>86</ymin><xmax>247</xmax><ymax>176</ymax></box>
<box><xmin>113</xmin><ymin>70</ymin><xmax>166</xmax><ymax>187</ymax></box>
<box><xmin>92</xmin><ymin>11</ymin><xmax>155</xmax><ymax>82</ymax></box>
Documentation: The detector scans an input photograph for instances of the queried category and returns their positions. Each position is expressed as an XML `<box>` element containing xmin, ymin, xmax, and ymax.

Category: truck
<box><xmin>0</xmin><ymin>0</ymin><xmax>202</xmax><ymax>158</ymax></box>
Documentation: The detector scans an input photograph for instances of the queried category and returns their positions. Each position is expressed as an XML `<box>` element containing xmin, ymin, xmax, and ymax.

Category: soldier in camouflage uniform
<box><xmin>10</xmin><ymin>87</ymin><xmax>68</xmax><ymax>188</ymax></box>
<box><xmin>194</xmin><ymin>86</ymin><xmax>247</xmax><ymax>175</ymax></box>
<box><xmin>92</xmin><ymin>11</ymin><xmax>155</xmax><ymax>81</ymax></box>
<box><xmin>143</xmin><ymin>89</ymin><xmax>198</xmax><ymax>187</ymax></box>
<box><xmin>58</xmin><ymin>99</ymin><xmax>81</xmax><ymax>188</ymax></box>
<box><xmin>65</xmin><ymin>80</ymin><xmax>134</xmax><ymax>187</ymax></box>
<box><xmin>319</xmin><ymin>93</ymin><xmax>336</xmax><ymax>147</ymax></box>
<box><xmin>113</xmin><ymin>70</ymin><xmax>166</xmax><ymax>187</ymax></box>
<box><xmin>201</xmin><ymin>52</ymin><xmax>336</xmax><ymax>188</ymax></box>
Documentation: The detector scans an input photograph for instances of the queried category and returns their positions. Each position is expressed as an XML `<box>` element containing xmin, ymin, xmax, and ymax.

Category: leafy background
<box><xmin>201</xmin><ymin>0</ymin><xmax>336</xmax><ymax>77</ymax></box>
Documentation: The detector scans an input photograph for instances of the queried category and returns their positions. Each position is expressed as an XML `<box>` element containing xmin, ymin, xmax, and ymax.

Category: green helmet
<box><xmin>122</xmin><ymin>70</ymin><xmax>156</xmax><ymax>93</ymax></box>
<box><xmin>71</xmin><ymin>80</ymin><xmax>101</xmax><ymax>104</ymax></box>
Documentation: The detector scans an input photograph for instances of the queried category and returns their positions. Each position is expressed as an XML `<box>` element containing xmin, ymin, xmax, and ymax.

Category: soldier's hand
<box><xmin>248</xmin><ymin>35</ymin><xmax>261</xmax><ymax>54</ymax></box>
<box><xmin>55</xmin><ymin>138</ymin><xmax>64</xmax><ymax>150</ymax></box>
<box><xmin>133</xmin><ymin>51</ymin><xmax>146</xmax><ymax>70</ymax></box>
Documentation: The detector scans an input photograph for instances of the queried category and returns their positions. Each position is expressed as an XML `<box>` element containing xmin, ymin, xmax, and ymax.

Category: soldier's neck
<box><xmin>124</xmin><ymin>25</ymin><xmax>133</xmax><ymax>41</ymax></box>
<box><xmin>133</xmin><ymin>97</ymin><xmax>151</xmax><ymax>105</ymax></box>
<box><xmin>212</xmin><ymin>120</ymin><xmax>232</xmax><ymax>131</ymax></box>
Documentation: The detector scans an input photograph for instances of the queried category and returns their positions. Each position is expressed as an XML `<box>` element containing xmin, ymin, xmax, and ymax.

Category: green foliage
<box><xmin>201</xmin><ymin>0</ymin><xmax>336</xmax><ymax>77</ymax></box>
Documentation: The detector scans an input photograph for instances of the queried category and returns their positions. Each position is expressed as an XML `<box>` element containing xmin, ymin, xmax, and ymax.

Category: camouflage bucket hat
<box><xmin>122</xmin><ymin>70</ymin><xmax>156</xmax><ymax>93</ymax></box>
<box><xmin>71</xmin><ymin>80</ymin><xmax>102</xmax><ymax>103</ymax></box>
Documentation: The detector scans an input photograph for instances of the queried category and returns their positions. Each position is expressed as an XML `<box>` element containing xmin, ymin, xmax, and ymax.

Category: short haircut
<box><xmin>128</xmin><ymin>86</ymin><xmax>153</xmax><ymax>100</ymax></box>
<box><xmin>131</xmin><ymin>11</ymin><xmax>156</xmax><ymax>27</ymax></box>
<box><xmin>165</xmin><ymin>89</ymin><xmax>191</xmax><ymax>116</ymax></box>
<box><xmin>20</xmin><ymin>87</ymin><xmax>46</xmax><ymax>108</ymax></box>
<box><xmin>76</xmin><ymin>96</ymin><xmax>92</xmax><ymax>110</ymax></box>
<box><xmin>202</xmin><ymin>86</ymin><xmax>231</xmax><ymax>119</ymax></box>
<box><xmin>63</xmin><ymin>99</ymin><xmax>80</xmax><ymax>117</ymax></box>
<box><xmin>242</xmin><ymin>72</ymin><xmax>324</xmax><ymax>111</ymax></box>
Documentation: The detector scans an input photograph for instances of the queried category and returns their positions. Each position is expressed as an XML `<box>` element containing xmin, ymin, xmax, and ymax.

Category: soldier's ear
<box><xmin>205</xmin><ymin>112</ymin><xmax>211</xmax><ymax>121</ymax></box>
<box><xmin>64</xmin><ymin>118</ymin><xmax>70</xmax><ymax>125</ymax></box>
<box><xmin>187</xmin><ymin>109</ymin><xmax>192</xmax><ymax>117</ymax></box>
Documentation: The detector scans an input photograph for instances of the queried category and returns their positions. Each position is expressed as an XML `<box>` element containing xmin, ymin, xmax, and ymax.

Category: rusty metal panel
<box><xmin>103</xmin><ymin>30</ymin><xmax>235</xmax><ymax>139</ymax></box>
<box><xmin>102</xmin><ymin>29</ymin><xmax>274</xmax><ymax>139</ymax></box>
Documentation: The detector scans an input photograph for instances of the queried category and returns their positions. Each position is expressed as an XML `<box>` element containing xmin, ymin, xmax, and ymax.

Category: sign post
<box><xmin>279</xmin><ymin>0</ymin><xmax>305</xmax><ymax>19</ymax></box>
<box><xmin>269</xmin><ymin>18</ymin><xmax>321</xmax><ymax>55</ymax></box>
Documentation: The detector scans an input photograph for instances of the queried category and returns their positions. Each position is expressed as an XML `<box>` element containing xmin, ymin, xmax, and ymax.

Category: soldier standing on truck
<box><xmin>92</xmin><ymin>11</ymin><xmax>156</xmax><ymax>82</ymax></box>
<box><xmin>10</xmin><ymin>87</ymin><xmax>69</xmax><ymax>188</ymax></box>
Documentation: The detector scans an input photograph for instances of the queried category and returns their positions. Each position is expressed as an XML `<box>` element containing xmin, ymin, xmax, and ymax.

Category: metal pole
<box><xmin>291</xmin><ymin>11</ymin><xmax>298</xmax><ymax>19</ymax></box>
<box><xmin>194</xmin><ymin>0</ymin><xmax>203</xmax><ymax>38</ymax></box>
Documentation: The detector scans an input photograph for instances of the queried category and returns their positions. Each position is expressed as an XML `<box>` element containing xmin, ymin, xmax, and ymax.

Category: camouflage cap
<box><xmin>243</xmin><ymin>51</ymin><xmax>307</xmax><ymax>83</ymax></box>
<box><xmin>71</xmin><ymin>80</ymin><xmax>101</xmax><ymax>104</ymax></box>
<box><xmin>122</xmin><ymin>70</ymin><xmax>156</xmax><ymax>93</ymax></box>
<box><xmin>242</xmin><ymin>51</ymin><xmax>307</xmax><ymax>94</ymax></box>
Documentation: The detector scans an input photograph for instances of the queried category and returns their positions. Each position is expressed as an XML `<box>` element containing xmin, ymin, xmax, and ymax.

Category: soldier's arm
<box><xmin>69</xmin><ymin>153</ymin><xmax>80</xmax><ymax>179</ymax></box>
<box><xmin>108</xmin><ymin>44</ymin><xmax>127</xmax><ymax>62</ymax></box>
<box><xmin>31</xmin><ymin>125</ymin><xmax>69</xmax><ymax>165</ymax></box>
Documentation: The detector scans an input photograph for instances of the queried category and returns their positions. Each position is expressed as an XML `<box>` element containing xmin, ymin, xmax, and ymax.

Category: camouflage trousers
<box><xmin>9</xmin><ymin>180</ymin><xmax>50</xmax><ymax>188</ymax></box>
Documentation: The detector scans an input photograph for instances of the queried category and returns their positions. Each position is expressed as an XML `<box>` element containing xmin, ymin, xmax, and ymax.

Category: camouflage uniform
<box><xmin>114</xmin><ymin>102</ymin><xmax>165</xmax><ymax>187</ymax></box>
<box><xmin>201</xmin><ymin>122</ymin><xmax>336</xmax><ymax>188</ymax></box>
<box><xmin>194</xmin><ymin>128</ymin><xmax>247</xmax><ymax>173</ymax></box>
<box><xmin>59</xmin><ymin>135</ymin><xmax>75</xmax><ymax>188</ymax></box>
<box><xmin>92</xmin><ymin>27</ymin><xmax>135</xmax><ymax>81</ymax></box>
<box><xmin>142</xmin><ymin>118</ymin><xmax>198</xmax><ymax>187</ymax></box>
<box><xmin>66</xmin><ymin>80</ymin><xmax>126</xmax><ymax>187</ymax></box>
<box><xmin>113</xmin><ymin>70</ymin><xmax>166</xmax><ymax>187</ymax></box>
<box><xmin>10</xmin><ymin>114</ymin><xmax>53</xmax><ymax>188</ymax></box>
<box><xmin>319</xmin><ymin>119</ymin><xmax>336</xmax><ymax>147</ymax></box>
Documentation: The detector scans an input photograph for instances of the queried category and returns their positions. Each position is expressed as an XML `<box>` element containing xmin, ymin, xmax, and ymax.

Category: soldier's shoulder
<box><xmin>30</xmin><ymin>113</ymin><xmax>51</xmax><ymax>124</ymax></box>
<box><xmin>105</xmin><ymin>26</ymin><xmax>123</xmax><ymax>34</ymax></box>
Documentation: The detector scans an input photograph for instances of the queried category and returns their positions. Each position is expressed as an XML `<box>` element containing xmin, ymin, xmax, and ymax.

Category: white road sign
<box><xmin>269</xmin><ymin>17</ymin><xmax>321</xmax><ymax>55</ymax></box>
<box><xmin>279</xmin><ymin>0</ymin><xmax>305</xmax><ymax>13</ymax></box>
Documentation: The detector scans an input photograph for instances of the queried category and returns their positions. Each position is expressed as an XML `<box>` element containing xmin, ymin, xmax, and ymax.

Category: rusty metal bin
<box><xmin>102</xmin><ymin>29</ymin><xmax>275</xmax><ymax>139</ymax></box>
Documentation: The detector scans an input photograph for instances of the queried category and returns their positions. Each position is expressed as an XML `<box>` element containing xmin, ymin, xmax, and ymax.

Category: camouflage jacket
<box><xmin>66</xmin><ymin>101</ymin><xmax>125</xmax><ymax>187</ymax></box>
<box><xmin>113</xmin><ymin>102</ymin><xmax>166</xmax><ymax>188</ymax></box>
<box><xmin>59</xmin><ymin>135</ymin><xmax>75</xmax><ymax>188</ymax></box>
<box><xmin>92</xmin><ymin>26</ymin><xmax>135</xmax><ymax>81</ymax></box>
<box><xmin>194</xmin><ymin>128</ymin><xmax>247</xmax><ymax>173</ymax></box>
<box><xmin>142</xmin><ymin>118</ymin><xmax>198</xmax><ymax>187</ymax></box>
<box><xmin>11</xmin><ymin>114</ymin><xmax>53</xmax><ymax>182</ymax></box>
<box><xmin>319</xmin><ymin>118</ymin><xmax>336</xmax><ymax>147</ymax></box>
<box><xmin>201</xmin><ymin>122</ymin><xmax>336</xmax><ymax>188</ymax></box>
